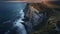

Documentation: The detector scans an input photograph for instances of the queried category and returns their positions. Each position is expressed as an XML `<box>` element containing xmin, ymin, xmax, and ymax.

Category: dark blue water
<box><xmin>0</xmin><ymin>2</ymin><xmax>26</xmax><ymax>20</ymax></box>
<box><xmin>0</xmin><ymin>2</ymin><xmax>27</xmax><ymax>34</ymax></box>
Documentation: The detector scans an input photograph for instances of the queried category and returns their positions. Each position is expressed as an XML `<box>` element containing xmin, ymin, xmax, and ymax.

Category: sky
<box><xmin>0</xmin><ymin>0</ymin><xmax>60</xmax><ymax>4</ymax></box>
<box><xmin>0</xmin><ymin>0</ymin><xmax>60</xmax><ymax>8</ymax></box>
<box><xmin>0</xmin><ymin>0</ymin><xmax>59</xmax><ymax>2</ymax></box>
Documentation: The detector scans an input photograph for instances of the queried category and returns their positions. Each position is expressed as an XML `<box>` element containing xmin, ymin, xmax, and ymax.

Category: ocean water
<box><xmin>0</xmin><ymin>2</ymin><xmax>27</xmax><ymax>34</ymax></box>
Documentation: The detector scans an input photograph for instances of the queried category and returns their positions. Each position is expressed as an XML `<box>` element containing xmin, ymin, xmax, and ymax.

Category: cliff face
<box><xmin>23</xmin><ymin>3</ymin><xmax>48</xmax><ymax>34</ymax></box>
<box><xmin>23</xmin><ymin>3</ymin><xmax>60</xmax><ymax>34</ymax></box>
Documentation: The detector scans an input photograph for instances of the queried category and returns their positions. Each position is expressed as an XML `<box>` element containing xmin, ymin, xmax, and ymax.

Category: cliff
<box><xmin>23</xmin><ymin>3</ymin><xmax>60</xmax><ymax>34</ymax></box>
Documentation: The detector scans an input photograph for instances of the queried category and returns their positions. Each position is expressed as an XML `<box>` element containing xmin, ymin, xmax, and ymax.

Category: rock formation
<box><xmin>23</xmin><ymin>3</ymin><xmax>60</xmax><ymax>34</ymax></box>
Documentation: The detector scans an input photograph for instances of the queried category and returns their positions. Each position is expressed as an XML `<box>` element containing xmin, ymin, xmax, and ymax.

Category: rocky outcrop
<box><xmin>23</xmin><ymin>3</ymin><xmax>48</xmax><ymax>34</ymax></box>
<box><xmin>23</xmin><ymin>3</ymin><xmax>60</xmax><ymax>34</ymax></box>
